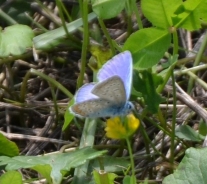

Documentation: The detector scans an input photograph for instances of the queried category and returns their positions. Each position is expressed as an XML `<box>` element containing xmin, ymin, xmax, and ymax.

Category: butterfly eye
<box><xmin>127</xmin><ymin>102</ymin><xmax>134</xmax><ymax>110</ymax></box>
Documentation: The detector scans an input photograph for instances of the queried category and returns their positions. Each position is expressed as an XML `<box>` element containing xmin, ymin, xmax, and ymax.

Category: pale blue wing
<box><xmin>97</xmin><ymin>51</ymin><xmax>133</xmax><ymax>100</ymax></box>
<box><xmin>74</xmin><ymin>83</ymin><xmax>98</xmax><ymax>103</ymax></box>
<box><xmin>92</xmin><ymin>76</ymin><xmax>126</xmax><ymax>105</ymax></box>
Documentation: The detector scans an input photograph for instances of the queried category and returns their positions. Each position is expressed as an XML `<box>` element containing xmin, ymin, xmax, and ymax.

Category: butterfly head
<box><xmin>123</xmin><ymin>101</ymin><xmax>134</xmax><ymax>115</ymax></box>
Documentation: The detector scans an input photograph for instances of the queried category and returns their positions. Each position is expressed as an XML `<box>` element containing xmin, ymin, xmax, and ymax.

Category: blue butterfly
<box><xmin>69</xmin><ymin>51</ymin><xmax>134</xmax><ymax>118</ymax></box>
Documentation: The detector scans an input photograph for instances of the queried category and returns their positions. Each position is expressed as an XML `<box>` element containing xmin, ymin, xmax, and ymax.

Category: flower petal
<box><xmin>105</xmin><ymin>114</ymin><xmax>140</xmax><ymax>140</ymax></box>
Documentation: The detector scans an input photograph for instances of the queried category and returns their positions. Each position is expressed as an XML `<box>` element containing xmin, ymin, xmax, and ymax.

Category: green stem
<box><xmin>72</xmin><ymin>2</ymin><xmax>99</xmax><ymax>182</ymax></box>
<box><xmin>49</xmin><ymin>84</ymin><xmax>59</xmax><ymax>124</ymax></box>
<box><xmin>98</xmin><ymin>18</ymin><xmax>116</xmax><ymax>55</ymax></box>
<box><xmin>25</xmin><ymin>13</ymin><xmax>48</xmax><ymax>32</ymax></box>
<box><xmin>30</xmin><ymin>69</ymin><xmax>73</xmax><ymax>98</ymax></box>
<box><xmin>134</xmin><ymin>109</ymin><xmax>150</xmax><ymax>156</ymax></box>
<box><xmin>56</xmin><ymin>0</ymin><xmax>72</xmax><ymax>22</ymax></box>
<box><xmin>0</xmin><ymin>9</ymin><xmax>17</xmax><ymax>25</ymax></box>
<box><xmin>73</xmin><ymin>66</ymin><xmax>99</xmax><ymax>184</ymax></box>
<box><xmin>56</xmin><ymin>0</ymin><xmax>81</xmax><ymax>44</ymax></box>
<box><xmin>157</xmin><ymin>56</ymin><xmax>178</xmax><ymax>93</ymax></box>
<box><xmin>173</xmin><ymin>31</ymin><xmax>178</xmax><ymax>56</ymax></box>
<box><xmin>77</xmin><ymin>0</ymin><xmax>89</xmax><ymax>88</ymax></box>
<box><xmin>187</xmin><ymin>32</ymin><xmax>207</xmax><ymax>93</ymax></box>
<box><xmin>174</xmin><ymin>64</ymin><xmax>207</xmax><ymax>75</ymax></box>
<box><xmin>20</xmin><ymin>71</ymin><xmax>31</xmax><ymax>103</ymax></box>
<box><xmin>186</xmin><ymin>71</ymin><xmax>207</xmax><ymax>91</ymax></box>
<box><xmin>131</xmin><ymin>0</ymin><xmax>143</xmax><ymax>29</ymax></box>
<box><xmin>72</xmin><ymin>118</ymin><xmax>98</xmax><ymax>184</ymax></box>
<box><xmin>170</xmin><ymin>69</ymin><xmax>176</xmax><ymax>169</ymax></box>
<box><xmin>126</xmin><ymin>138</ymin><xmax>136</xmax><ymax>184</ymax></box>
<box><xmin>126</xmin><ymin>0</ymin><xmax>133</xmax><ymax>36</ymax></box>
<box><xmin>169</xmin><ymin>30</ymin><xmax>179</xmax><ymax>170</ymax></box>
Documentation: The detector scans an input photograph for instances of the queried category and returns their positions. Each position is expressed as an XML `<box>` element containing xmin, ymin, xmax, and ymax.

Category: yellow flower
<box><xmin>105</xmin><ymin>114</ymin><xmax>140</xmax><ymax>139</ymax></box>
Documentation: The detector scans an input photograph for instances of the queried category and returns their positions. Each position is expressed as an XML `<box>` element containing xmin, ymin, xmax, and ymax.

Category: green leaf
<box><xmin>0</xmin><ymin>171</ymin><xmax>22</xmax><ymax>184</ymax></box>
<box><xmin>156</xmin><ymin>54</ymin><xmax>178</xmax><ymax>92</ymax></box>
<box><xmin>33</xmin><ymin>12</ymin><xmax>96</xmax><ymax>51</ymax></box>
<box><xmin>91</xmin><ymin>0</ymin><xmax>126</xmax><ymax>19</ymax></box>
<box><xmin>175</xmin><ymin>125</ymin><xmax>204</xmax><ymax>141</ymax></box>
<box><xmin>158</xmin><ymin>54</ymin><xmax>178</xmax><ymax>76</ymax></box>
<box><xmin>0</xmin><ymin>133</ymin><xmax>19</xmax><ymax>157</ymax></box>
<box><xmin>93</xmin><ymin>170</ymin><xmax>117</xmax><ymax>184</ymax></box>
<box><xmin>0</xmin><ymin>147</ymin><xmax>107</xmax><ymax>184</ymax></box>
<box><xmin>141</xmin><ymin>0</ymin><xmax>182</xmax><ymax>28</ymax></box>
<box><xmin>123</xmin><ymin>175</ymin><xmax>131</xmax><ymax>184</ymax></box>
<box><xmin>124</xmin><ymin>28</ymin><xmax>171</xmax><ymax>69</ymax></box>
<box><xmin>199</xmin><ymin>121</ymin><xmax>207</xmax><ymax>136</ymax></box>
<box><xmin>88</xmin><ymin>156</ymin><xmax>129</xmax><ymax>173</ymax></box>
<box><xmin>4</xmin><ymin>1</ymin><xmax>32</xmax><ymax>25</ymax></box>
<box><xmin>32</xmin><ymin>164</ymin><xmax>52</xmax><ymax>184</ymax></box>
<box><xmin>133</xmin><ymin>70</ymin><xmax>164</xmax><ymax>113</ymax></box>
<box><xmin>123</xmin><ymin>175</ymin><xmax>136</xmax><ymax>184</ymax></box>
<box><xmin>199</xmin><ymin>0</ymin><xmax>207</xmax><ymax>22</ymax></box>
<box><xmin>0</xmin><ymin>24</ymin><xmax>34</xmax><ymax>58</ymax></box>
<box><xmin>172</xmin><ymin>0</ymin><xmax>207</xmax><ymax>30</ymax></box>
<box><xmin>163</xmin><ymin>147</ymin><xmax>207</xmax><ymax>184</ymax></box>
<box><xmin>62</xmin><ymin>98</ymin><xmax>74</xmax><ymax>131</ymax></box>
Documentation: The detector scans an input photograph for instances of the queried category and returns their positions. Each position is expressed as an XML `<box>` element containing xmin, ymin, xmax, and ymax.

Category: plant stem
<box><xmin>187</xmin><ymin>32</ymin><xmax>207</xmax><ymax>93</ymax></box>
<box><xmin>131</xmin><ymin>0</ymin><xmax>143</xmax><ymax>29</ymax></box>
<box><xmin>77</xmin><ymin>0</ymin><xmax>89</xmax><ymax>88</ymax></box>
<box><xmin>126</xmin><ymin>0</ymin><xmax>133</xmax><ymax>36</ymax></box>
<box><xmin>169</xmin><ymin>30</ymin><xmax>179</xmax><ymax>170</ymax></box>
<box><xmin>20</xmin><ymin>71</ymin><xmax>31</xmax><ymax>102</ymax></box>
<box><xmin>0</xmin><ymin>9</ymin><xmax>17</xmax><ymax>24</ymax></box>
<box><xmin>126</xmin><ymin>137</ymin><xmax>136</xmax><ymax>184</ymax></box>
<box><xmin>30</xmin><ymin>69</ymin><xmax>73</xmax><ymax>98</ymax></box>
<box><xmin>98</xmin><ymin>18</ymin><xmax>116</xmax><ymax>55</ymax></box>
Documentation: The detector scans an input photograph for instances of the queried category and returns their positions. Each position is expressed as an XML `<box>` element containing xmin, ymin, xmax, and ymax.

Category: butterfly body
<box><xmin>70</xmin><ymin>51</ymin><xmax>133</xmax><ymax>118</ymax></box>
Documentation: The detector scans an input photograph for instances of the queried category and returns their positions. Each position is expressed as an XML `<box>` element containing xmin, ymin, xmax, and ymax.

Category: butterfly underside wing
<box><xmin>70</xmin><ymin>99</ymin><xmax>122</xmax><ymax>118</ymax></box>
<box><xmin>97</xmin><ymin>51</ymin><xmax>132</xmax><ymax>100</ymax></box>
<box><xmin>92</xmin><ymin>76</ymin><xmax>126</xmax><ymax>105</ymax></box>
<box><xmin>70</xmin><ymin>76</ymin><xmax>127</xmax><ymax>118</ymax></box>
